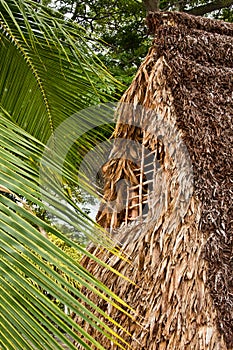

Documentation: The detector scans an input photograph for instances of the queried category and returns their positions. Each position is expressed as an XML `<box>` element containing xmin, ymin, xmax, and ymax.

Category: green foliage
<box><xmin>217</xmin><ymin>6</ymin><xmax>233</xmax><ymax>21</ymax></box>
<box><xmin>25</xmin><ymin>232</ymin><xmax>82</xmax><ymax>298</ymax></box>
<box><xmin>50</xmin><ymin>0</ymin><xmax>148</xmax><ymax>84</ymax></box>
<box><xmin>0</xmin><ymin>1</ymin><xmax>133</xmax><ymax>349</ymax></box>
<box><xmin>0</xmin><ymin>0</ymin><xmax>123</xmax><ymax>142</ymax></box>
<box><xmin>48</xmin><ymin>233</ymin><xmax>81</xmax><ymax>263</ymax></box>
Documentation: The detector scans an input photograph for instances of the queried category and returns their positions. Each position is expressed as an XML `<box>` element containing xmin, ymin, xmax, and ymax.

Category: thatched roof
<box><xmin>146</xmin><ymin>12</ymin><xmax>233</xmax><ymax>347</ymax></box>
<box><xmin>75</xmin><ymin>12</ymin><xmax>233</xmax><ymax>349</ymax></box>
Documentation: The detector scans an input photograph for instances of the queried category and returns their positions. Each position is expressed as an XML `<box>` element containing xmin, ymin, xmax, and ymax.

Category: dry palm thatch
<box><xmin>73</xmin><ymin>12</ymin><xmax>233</xmax><ymax>349</ymax></box>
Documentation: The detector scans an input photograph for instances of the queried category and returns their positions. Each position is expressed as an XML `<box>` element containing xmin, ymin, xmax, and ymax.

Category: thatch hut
<box><xmin>73</xmin><ymin>12</ymin><xmax>233</xmax><ymax>349</ymax></box>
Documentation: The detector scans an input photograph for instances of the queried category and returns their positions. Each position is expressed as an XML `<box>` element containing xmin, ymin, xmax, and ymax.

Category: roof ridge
<box><xmin>147</xmin><ymin>11</ymin><xmax>233</xmax><ymax>37</ymax></box>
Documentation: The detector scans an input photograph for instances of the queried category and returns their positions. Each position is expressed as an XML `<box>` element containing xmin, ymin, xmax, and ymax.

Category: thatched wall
<box><xmin>146</xmin><ymin>12</ymin><xmax>233</xmax><ymax>347</ymax></box>
<box><xmin>74</xmin><ymin>12</ymin><xmax>233</xmax><ymax>349</ymax></box>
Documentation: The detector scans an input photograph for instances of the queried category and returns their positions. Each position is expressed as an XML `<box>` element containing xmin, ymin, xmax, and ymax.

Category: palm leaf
<box><xmin>0</xmin><ymin>1</ymin><xmax>131</xmax><ymax>349</ymax></box>
<box><xmin>0</xmin><ymin>0</ymin><xmax>122</xmax><ymax>142</ymax></box>
<box><xmin>0</xmin><ymin>109</ymin><xmax>132</xmax><ymax>350</ymax></box>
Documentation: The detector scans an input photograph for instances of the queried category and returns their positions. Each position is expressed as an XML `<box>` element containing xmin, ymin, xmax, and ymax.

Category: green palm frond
<box><xmin>0</xmin><ymin>108</ymin><xmax>132</xmax><ymax>350</ymax></box>
<box><xmin>0</xmin><ymin>1</ymin><xmax>131</xmax><ymax>349</ymax></box>
<box><xmin>0</xmin><ymin>0</ymin><xmax>122</xmax><ymax>142</ymax></box>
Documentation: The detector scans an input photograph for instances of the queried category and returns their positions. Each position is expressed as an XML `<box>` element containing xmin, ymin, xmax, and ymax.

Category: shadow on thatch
<box><xmin>73</xmin><ymin>12</ymin><xmax>233</xmax><ymax>349</ymax></box>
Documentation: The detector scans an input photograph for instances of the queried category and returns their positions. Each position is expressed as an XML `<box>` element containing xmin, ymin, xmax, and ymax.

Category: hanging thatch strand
<box><xmin>74</xmin><ymin>12</ymin><xmax>233</xmax><ymax>349</ymax></box>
